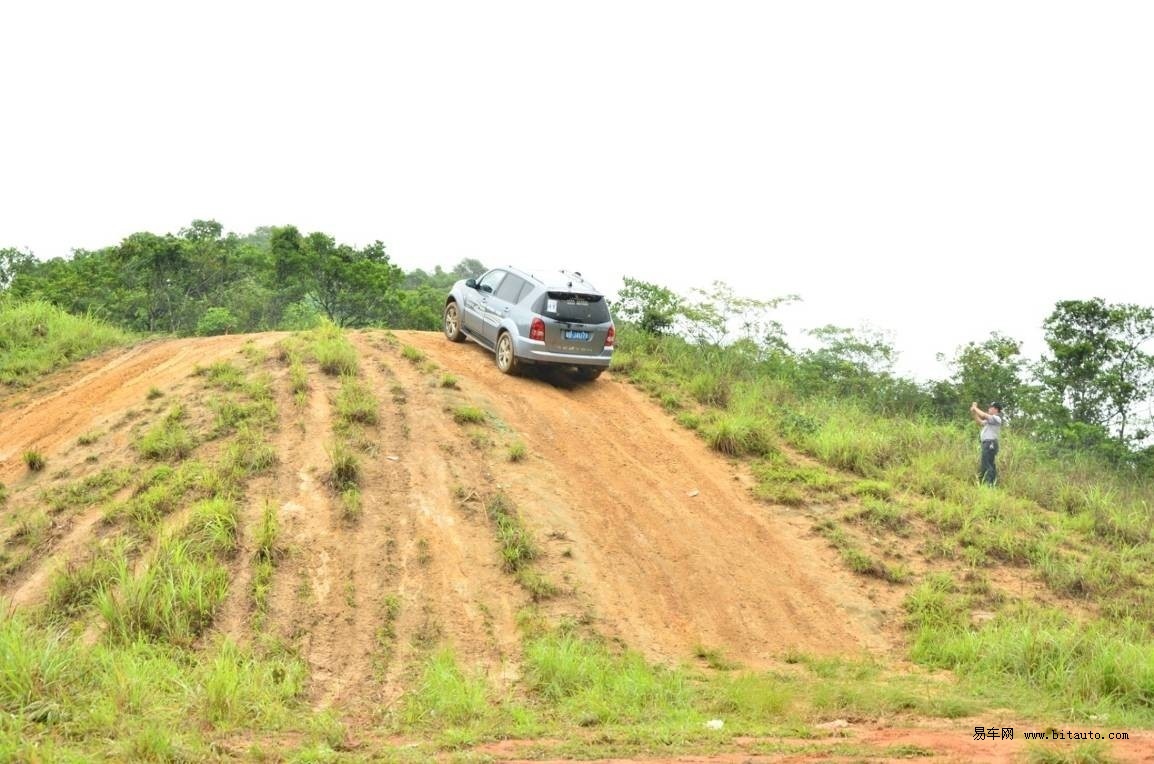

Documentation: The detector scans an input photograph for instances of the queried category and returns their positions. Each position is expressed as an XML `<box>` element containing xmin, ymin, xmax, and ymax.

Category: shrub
<box><xmin>195</xmin><ymin>307</ymin><xmax>239</xmax><ymax>336</ymax></box>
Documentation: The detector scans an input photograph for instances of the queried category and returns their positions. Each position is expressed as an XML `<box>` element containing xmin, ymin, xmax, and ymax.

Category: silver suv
<box><xmin>443</xmin><ymin>267</ymin><xmax>615</xmax><ymax>380</ymax></box>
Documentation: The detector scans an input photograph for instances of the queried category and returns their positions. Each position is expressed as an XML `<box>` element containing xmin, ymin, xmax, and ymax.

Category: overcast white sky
<box><xmin>2</xmin><ymin>2</ymin><xmax>1151</xmax><ymax>381</ymax></box>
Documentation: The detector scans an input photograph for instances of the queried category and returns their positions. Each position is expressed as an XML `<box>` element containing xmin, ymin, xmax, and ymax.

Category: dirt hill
<box><xmin>5</xmin><ymin>330</ymin><xmax>1152</xmax><ymax>761</ymax></box>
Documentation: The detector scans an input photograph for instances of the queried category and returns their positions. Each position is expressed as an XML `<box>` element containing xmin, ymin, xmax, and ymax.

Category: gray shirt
<box><xmin>981</xmin><ymin>414</ymin><xmax>1003</xmax><ymax>442</ymax></box>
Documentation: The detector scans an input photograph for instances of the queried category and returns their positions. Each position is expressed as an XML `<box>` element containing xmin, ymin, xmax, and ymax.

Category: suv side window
<box><xmin>516</xmin><ymin>280</ymin><xmax>536</xmax><ymax>304</ymax></box>
<box><xmin>494</xmin><ymin>274</ymin><xmax>526</xmax><ymax>303</ymax></box>
<box><xmin>477</xmin><ymin>270</ymin><xmax>506</xmax><ymax>295</ymax></box>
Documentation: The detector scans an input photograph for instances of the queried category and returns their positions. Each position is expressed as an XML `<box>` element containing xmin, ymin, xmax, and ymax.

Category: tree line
<box><xmin>1</xmin><ymin>220</ymin><xmax>484</xmax><ymax>335</ymax></box>
<box><xmin>4</xmin><ymin>221</ymin><xmax>1152</xmax><ymax>464</ymax></box>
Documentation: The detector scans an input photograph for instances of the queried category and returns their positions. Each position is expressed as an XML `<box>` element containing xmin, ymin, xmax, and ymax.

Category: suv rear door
<box><xmin>537</xmin><ymin>291</ymin><xmax>612</xmax><ymax>356</ymax></box>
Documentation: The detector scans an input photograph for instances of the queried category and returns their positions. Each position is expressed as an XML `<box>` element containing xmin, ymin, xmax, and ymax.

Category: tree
<box><xmin>450</xmin><ymin>258</ymin><xmax>486</xmax><ymax>280</ymax></box>
<box><xmin>804</xmin><ymin>324</ymin><xmax>896</xmax><ymax>376</ymax></box>
<box><xmin>614</xmin><ymin>278</ymin><xmax>684</xmax><ymax>335</ymax></box>
<box><xmin>795</xmin><ymin>324</ymin><xmax>908</xmax><ymax>408</ymax></box>
<box><xmin>934</xmin><ymin>333</ymin><xmax>1032</xmax><ymax>423</ymax></box>
<box><xmin>0</xmin><ymin>247</ymin><xmax>35</xmax><ymax>291</ymax></box>
<box><xmin>303</xmin><ymin>234</ymin><xmax>403</xmax><ymax>327</ymax></box>
<box><xmin>682</xmin><ymin>281</ymin><xmax>798</xmax><ymax>351</ymax></box>
<box><xmin>1038</xmin><ymin>298</ymin><xmax>1154</xmax><ymax>448</ymax></box>
<box><xmin>196</xmin><ymin>307</ymin><xmax>239</xmax><ymax>336</ymax></box>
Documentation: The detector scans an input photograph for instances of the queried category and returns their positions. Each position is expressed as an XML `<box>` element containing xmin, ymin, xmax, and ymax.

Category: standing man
<box><xmin>970</xmin><ymin>401</ymin><xmax>1004</xmax><ymax>485</ymax></box>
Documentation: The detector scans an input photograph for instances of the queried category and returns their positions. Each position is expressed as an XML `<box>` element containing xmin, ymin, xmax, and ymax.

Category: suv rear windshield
<box><xmin>535</xmin><ymin>292</ymin><xmax>612</xmax><ymax>324</ymax></box>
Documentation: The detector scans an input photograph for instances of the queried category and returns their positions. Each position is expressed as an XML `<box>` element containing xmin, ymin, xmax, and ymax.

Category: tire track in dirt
<box><xmin>259</xmin><ymin>368</ymin><xmax>354</xmax><ymax>706</ymax></box>
<box><xmin>397</xmin><ymin>330</ymin><xmax>892</xmax><ymax>668</ymax></box>
<box><xmin>214</xmin><ymin>359</ymin><xmax>292</xmax><ymax>646</ymax></box>
<box><xmin>5</xmin><ymin>505</ymin><xmax>106</xmax><ymax>608</ymax></box>
<box><xmin>356</xmin><ymin>335</ymin><xmax>524</xmax><ymax>704</ymax></box>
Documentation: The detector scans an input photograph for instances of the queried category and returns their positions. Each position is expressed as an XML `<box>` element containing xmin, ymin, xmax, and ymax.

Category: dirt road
<box><xmin>8</xmin><ymin>330</ymin><xmax>1151</xmax><ymax>761</ymax></box>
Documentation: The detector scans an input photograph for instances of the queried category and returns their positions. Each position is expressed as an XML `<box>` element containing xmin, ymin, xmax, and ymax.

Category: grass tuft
<box><xmin>309</xmin><ymin>323</ymin><xmax>359</xmax><ymax>376</ymax></box>
<box><xmin>326</xmin><ymin>442</ymin><xmax>360</xmax><ymax>491</ymax></box>
<box><xmin>452</xmin><ymin>405</ymin><xmax>486</xmax><ymax>425</ymax></box>
<box><xmin>336</xmin><ymin>376</ymin><xmax>380</xmax><ymax>426</ymax></box>
<box><xmin>23</xmin><ymin>450</ymin><xmax>46</xmax><ymax>472</ymax></box>
<box><xmin>137</xmin><ymin>405</ymin><xmax>196</xmax><ymax>461</ymax></box>
<box><xmin>486</xmin><ymin>494</ymin><xmax>538</xmax><ymax>573</ymax></box>
<box><xmin>507</xmin><ymin>441</ymin><xmax>528</xmax><ymax>462</ymax></box>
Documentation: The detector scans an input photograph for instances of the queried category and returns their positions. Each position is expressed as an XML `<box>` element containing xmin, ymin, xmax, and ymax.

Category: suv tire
<box><xmin>495</xmin><ymin>332</ymin><xmax>521</xmax><ymax>375</ymax></box>
<box><xmin>443</xmin><ymin>301</ymin><xmax>465</xmax><ymax>342</ymax></box>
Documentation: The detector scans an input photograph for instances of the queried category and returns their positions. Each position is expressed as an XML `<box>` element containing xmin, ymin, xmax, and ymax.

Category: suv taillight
<box><xmin>605</xmin><ymin>326</ymin><xmax>615</xmax><ymax>348</ymax></box>
<box><xmin>530</xmin><ymin>317</ymin><xmax>545</xmax><ymax>341</ymax></box>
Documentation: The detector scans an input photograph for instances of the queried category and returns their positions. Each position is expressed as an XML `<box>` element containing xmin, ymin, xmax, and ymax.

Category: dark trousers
<box><xmin>980</xmin><ymin>439</ymin><xmax>999</xmax><ymax>485</ymax></box>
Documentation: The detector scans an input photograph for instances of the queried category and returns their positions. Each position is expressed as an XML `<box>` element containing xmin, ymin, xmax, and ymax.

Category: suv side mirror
<box><xmin>465</xmin><ymin>278</ymin><xmax>478</xmax><ymax>289</ymax></box>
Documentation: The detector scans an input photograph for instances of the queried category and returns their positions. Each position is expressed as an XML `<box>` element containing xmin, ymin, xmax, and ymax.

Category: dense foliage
<box><xmin>1</xmin><ymin>221</ymin><xmax>484</xmax><ymax>336</ymax></box>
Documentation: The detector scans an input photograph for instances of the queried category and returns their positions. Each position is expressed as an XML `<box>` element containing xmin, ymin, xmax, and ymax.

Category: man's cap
<box><xmin>990</xmin><ymin>401</ymin><xmax>1004</xmax><ymax>411</ymax></box>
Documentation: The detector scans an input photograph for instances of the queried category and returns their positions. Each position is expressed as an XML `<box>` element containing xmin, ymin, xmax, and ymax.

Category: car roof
<box><xmin>504</xmin><ymin>266</ymin><xmax>602</xmax><ymax>294</ymax></box>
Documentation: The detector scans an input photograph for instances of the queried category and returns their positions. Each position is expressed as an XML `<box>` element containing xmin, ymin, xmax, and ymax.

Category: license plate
<box><xmin>564</xmin><ymin>330</ymin><xmax>591</xmax><ymax>341</ymax></box>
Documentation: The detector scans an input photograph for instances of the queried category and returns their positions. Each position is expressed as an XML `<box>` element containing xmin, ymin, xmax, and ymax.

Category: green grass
<box><xmin>523</xmin><ymin>631</ymin><xmax>693</xmax><ymax>725</ymax></box>
<box><xmin>209</xmin><ymin>395</ymin><xmax>277</xmax><ymax>435</ymax></box>
<box><xmin>694</xmin><ymin>645</ymin><xmax>740</xmax><ymax>671</ymax></box>
<box><xmin>904</xmin><ymin>574</ymin><xmax>1154</xmax><ymax>723</ymax></box>
<box><xmin>817</xmin><ymin>521</ymin><xmax>911</xmax><ymax>583</ymax></box>
<box><xmin>440</xmin><ymin>373</ymin><xmax>459</xmax><ymax>389</ymax></box>
<box><xmin>702</xmin><ymin>412</ymin><xmax>775</xmax><ymax>457</ymax></box>
<box><xmin>340</xmin><ymin>487</ymin><xmax>362</xmax><ymax>522</ymax></box>
<box><xmin>76</xmin><ymin>429</ymin><xmax>103</xmax><ymax>446</ymax></box>
<box><xmin>136</xmin><ymin>404</ymin><xmax>196</xmax><ymax>461</ymax></box>
<box><xmin>222</xmin><ymin>427</ymin><xmax>278</xmax><ymax>479</ymax></box>
<box><xmin>516</xmin><ymin>568</ymin><xmax>560</xmax><ymax>601</ymax></box>
<box><xmin>43</xmin><ymin>538</ymin><xmax>135</xmax><ymax>619</ymax></box>
<box><xmin>0</xmin><ymin>611</ymin><xmax>316</xmax><ymax>758</ymax></box>
<box><xmin>289</xmin><ymin>358</ymin><xmax>309</xmax><ymax>402</ymax></box>
<box><xmin>401</xmin><ymin>344</ymin><xmax>426</xmax><ymax>365</ymax></box>
<box><xmin>42</xmin><ymin>466</ymin><xmax>132</xmax><ymax>514</ymax></box>
<box><xmin>326</xmin><ymin>442</ymin><xmax>360</xmax><ymax>491</ymax></box>
<box><xmin>610</xmin><ymin>325</ymin><xmax>1154</xmax><ymax>727</ymax></box>
<box><xmin>194</xmin><ymin>360</ymin><xmax>246</xmax><ymax>390</ymax></box>
<box><xmin>96</xmin><ymin>498</ymin><xmax>239</xmax><ymax>648</ymax></box>
<box><xmin>402</xmin><ymin>649</ymin><xmax>495</xmax><ymax>728</ymax></box>
<box><xmin>308</xmin><ymin>323</ymin><xmax>358</xmax><ymax>376</ymax></box>
<box><xmin>452</xmin><ymin>405</ymin><xmax>486</xmax><ymax>425</ymax></box>
<box><xmin>0</xmin><ymin>299</ymin><xmax>133</xmax><ymax>387</ymax></box>
<box><xmin>374</xmin><ymin>594</ymin><xmax>403</xmax><ymax>676</ymax></box>
<box><xmin>23</xmin><ymin>451</ymin><xmax>46</xmax><ymax>472</ymax></box>
<box><xmin>335</xmin><ymin>375</ymin><xmax>380</xmax><ymax>426</ymax></box>
<box><xmin>251</xmin><ymin>501</ymin><xmax>281</xmax><ymax>626</ymax></box>
<box><xmin>0</xmin><ymin>512</ymin><xmax>52</xmax><ymax>580</ymax></box>
<box><xmin>507</xmin><ymin>441</ymin><xmax>528</xmax><ymax>462</ymax></box>
<box><xmin>485</xmin><ymin>494</ymin><xmax>538</xmax><ymax>573</ymax></box>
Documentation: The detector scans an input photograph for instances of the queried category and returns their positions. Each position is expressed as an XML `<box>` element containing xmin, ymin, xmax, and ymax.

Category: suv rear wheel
<box><xmin>495</xmin><ymin>332</ymin><xmax>521</xmax><ymax>375</ymax></box>
<box><xmin>443</xmin><ymin>301</ymin><xmax>465</xmax><ymax>342</ymax></box>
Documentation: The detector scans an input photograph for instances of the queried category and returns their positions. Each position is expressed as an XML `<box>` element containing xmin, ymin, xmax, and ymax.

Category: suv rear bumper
<box><xmin>513</xmin><ymin>338</ymin><xmax>612</xmax><ymax>367</ymax></box>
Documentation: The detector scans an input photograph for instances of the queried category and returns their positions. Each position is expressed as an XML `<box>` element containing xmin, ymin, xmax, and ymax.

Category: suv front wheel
<box><xmin>495</xmin><ymin>332</ymin><xmax>521</xmax><ymax>375</ymax></box>
<box><xmin>443</xmin><ymin>301</ymin><xmax>465</xmax><ymax>342</ymax></box>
